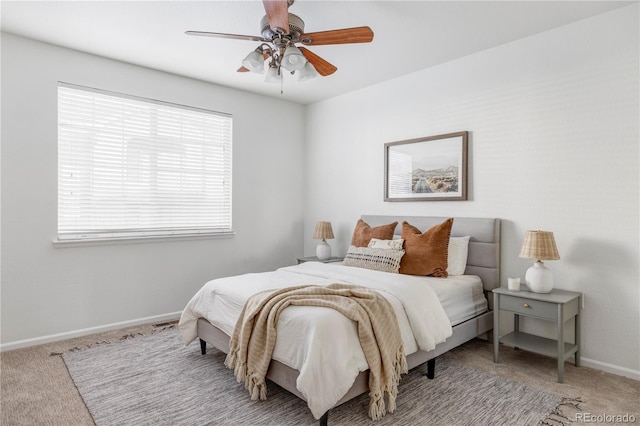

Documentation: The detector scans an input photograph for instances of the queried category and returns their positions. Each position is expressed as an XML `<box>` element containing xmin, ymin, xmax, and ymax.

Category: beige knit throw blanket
<box><xmin>224</xmin><ymin>283</ymin><xmax>408</xmax><ymax>420</ymax></box>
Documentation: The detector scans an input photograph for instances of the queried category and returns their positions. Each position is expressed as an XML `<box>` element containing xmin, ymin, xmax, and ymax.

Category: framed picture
<box><xmin>384</xmin><ymin>131</ymin><xmax>468</xmax><ymax>201</ymax></box>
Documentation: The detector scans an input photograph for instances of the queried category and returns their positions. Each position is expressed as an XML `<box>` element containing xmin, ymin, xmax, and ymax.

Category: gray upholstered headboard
<box><xmin>360</xmin><ymin>215</ymin><xmax>501</xmax><ymax>291</ymax></box>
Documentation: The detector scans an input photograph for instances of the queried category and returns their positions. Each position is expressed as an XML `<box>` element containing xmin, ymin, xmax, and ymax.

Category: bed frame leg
<box><xmin>319</xmin><ymin>411</ymin><xmax>328</xmax><ymax>426</ymax></box>
<box><xmin>426</xmin><ymin>358</ymin><xmax>435</xmax><ymax>379</ymax></box>
<box><xmin>199</xmin><ymin>338</ymin><xmax>207</xmax><ymax>355</ymax></box>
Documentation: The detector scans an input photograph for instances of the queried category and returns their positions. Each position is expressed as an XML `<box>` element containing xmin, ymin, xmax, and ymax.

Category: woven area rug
<box><xmin>63</xmin><ymin>329</ymin><xmax>569</xmax><ymax>426</ymax></box>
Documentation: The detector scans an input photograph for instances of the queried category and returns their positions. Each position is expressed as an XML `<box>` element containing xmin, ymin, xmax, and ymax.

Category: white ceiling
<box><xmin>1</xmin><ymin>1</ymin><xmax>632</xmax><ymax>105</ymax></box>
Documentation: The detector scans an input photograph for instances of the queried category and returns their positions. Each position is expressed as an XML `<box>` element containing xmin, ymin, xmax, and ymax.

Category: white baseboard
<box><xmin>0</xmin><ymin>311</ymin><xmax>182</xmax><ymax>353</ymax></box>
<box><xmin>580</xmin><ymin>357</ymin><xmax>640</xmax><ymax>381</ymax></box>
<box><xmin>3</xmin><ymin>314</ymin><xmax>639</xmax><ymax>382</ymax></box>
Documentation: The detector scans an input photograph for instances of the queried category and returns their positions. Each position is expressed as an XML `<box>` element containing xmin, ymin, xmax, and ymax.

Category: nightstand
<box><xmin>296</xmin><ymin>256</ymin><xmax>344</xmax><ymax>264</ymax></box>
<box><xmin>493</xmin><ymin>287</ymin><xmax>582</xmax><ymax>383</ymax></box>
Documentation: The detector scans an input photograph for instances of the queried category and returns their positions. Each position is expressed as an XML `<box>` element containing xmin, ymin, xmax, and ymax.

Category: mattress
<box><xmin>182</xmin><ymin>262</ymin><xmax>485</xmax><ymax>339</ymax></box>
<box><xmin>324</xmin><ymin>261</ymin><xmax>487</xmax><ymax>327</ymax></box>
<box><xmin>425</xmin><ymin>273</ymin><xmax>488</xmax><ymax>326</ymax></box>
<box><xmin>321</xmin><ymin>261</ymin><xmax>487</xmax><ymax>327</ymax></box>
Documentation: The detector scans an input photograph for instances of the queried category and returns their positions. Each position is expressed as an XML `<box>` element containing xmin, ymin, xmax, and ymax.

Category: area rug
<box><xmin>63</xmin><ymin>329</ymin><xmax>571</xmax><ymax>426</ymax></box>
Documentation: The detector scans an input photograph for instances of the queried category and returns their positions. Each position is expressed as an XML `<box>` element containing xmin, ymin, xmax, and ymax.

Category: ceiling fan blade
<box><xmin>237</xmin><ymin>66</ymin><xmax>250</xmax><ymax>72</ymax></box>
<box><xmin>262</xmin><ymin>0</ymin><xmax>290</xmax><ymax>35</ymax></box>
<box><xmin>298</xmin><ymin>47</ymin><xmax>337</xmax><ymax>76</ymax></box>
<box><xmin>300</xmin><ymin>26</ymin><xmax>374</xmax><ymax>46</ymax></box>
<box><xmin>185</xmin><ymin>31</ymin><xmax>265</xmax><ymax>42</ymax></box>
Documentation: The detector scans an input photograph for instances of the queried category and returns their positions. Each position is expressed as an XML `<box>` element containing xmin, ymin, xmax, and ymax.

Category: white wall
<box><xmin>304</xmin><ymin>5</ymin><xmax>639</xmax><ymax>378</ymax></box>
<box><xmin>1</xmin><ymin>33</ymin><xmax>306</xmax><ymax>345</ymax></box>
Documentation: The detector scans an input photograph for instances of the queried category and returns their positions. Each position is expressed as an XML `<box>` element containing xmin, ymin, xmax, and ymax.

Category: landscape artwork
<box><xmin>384</xmin><ymin>131</ymin><xmax>468</xmax><ymax>201</ymax></box>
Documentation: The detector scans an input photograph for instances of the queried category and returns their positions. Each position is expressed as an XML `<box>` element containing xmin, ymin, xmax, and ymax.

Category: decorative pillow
<box><xmin>368</xmin><ymin>238</ymin><xmax>404</xmax><ymax>250</ymax></box>
<box><xmin>399</xmin><ymin>218</ymin><xmax>454</xmax><ymax>277</ymax></box>
<box><xmin>342</xmin><ymin>246</ymin><xmax>405</xmax><ymax>273</ymax></box>
<box><xmin>351</xmin><ymin>219</ymin><xmax>398</xmax><ymax>247</ymax></box>
<box><xmin>448</xmin><ymin>236</ymin><xmax>470</xmax><ymax>276</ymax></box>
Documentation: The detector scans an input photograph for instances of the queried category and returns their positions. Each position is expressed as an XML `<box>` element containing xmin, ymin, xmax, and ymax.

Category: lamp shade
<box><xmin>242</xmin><ymin>50</ymin><xmax>265</xmax><ymax>74</ymax></box>
<box><xmin>313</xmin><ymin>221</ymin><xmax>334</xmax><ymax>240</ymax></box>
<box><xmin>519</xmin><ymin>231</ymin><xmax>559</xmax><ymax>261</ymax></box>
<box><xmin>297</xmin><ymin>61</ymin><xmax>319</xmax><ymax>81</ymax></box>
<box><xmin>281</xmin><ymin>45</ymin><xmax>307</xmax><ymax>72</ymax></box>
<box><xmin>264</xmin><ymin>66</ymin><xmax>281</xmax><ymax>83</ymax></box>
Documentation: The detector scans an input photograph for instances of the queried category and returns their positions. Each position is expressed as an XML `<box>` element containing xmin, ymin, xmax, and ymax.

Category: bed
<box><xmin>179</xmin><ymin>215</ymin><xmax>500</xmax><ymax>425</ymax></box>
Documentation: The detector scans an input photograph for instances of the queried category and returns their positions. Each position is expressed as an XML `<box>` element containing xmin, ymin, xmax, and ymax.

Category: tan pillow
<box><xmin>399</xmin><ymin>218</ymin><xmax>454</xmax><ymax>277</ymax></box>
<box><xmin>351</xmin><ymin>219</ymin><xmax>398</xmax><ymax>247</ymax></box>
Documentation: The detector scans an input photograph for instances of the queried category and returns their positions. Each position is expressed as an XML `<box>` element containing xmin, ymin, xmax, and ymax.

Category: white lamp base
<box><xmin>525</xmin><ymin>261</ymin><xmax>554</xmax><ymax>293</ymax></box>
<box><xmin>316</xmin><ymin>240</ymin><xmax>331</xmax><ymax>260</ymax></box>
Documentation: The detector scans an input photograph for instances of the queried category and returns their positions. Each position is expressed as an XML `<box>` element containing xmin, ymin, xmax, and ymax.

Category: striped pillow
<box><xmin>342</xmin><ymin>246</ymin><xmax>405</xmax><ymax>274</ymax></box>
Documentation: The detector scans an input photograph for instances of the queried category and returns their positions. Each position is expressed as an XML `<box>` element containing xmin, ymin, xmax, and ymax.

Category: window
<box><xmin>57</xmin><ymin>82</ymin><xmax>232</xmax><ymax>242</ymax></box>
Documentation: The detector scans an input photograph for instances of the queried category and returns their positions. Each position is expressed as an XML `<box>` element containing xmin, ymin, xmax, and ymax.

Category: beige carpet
<box><xmin>2</xmin><ymin>322</ymin><xmax>638</xmax><ymax>425</ymax></box>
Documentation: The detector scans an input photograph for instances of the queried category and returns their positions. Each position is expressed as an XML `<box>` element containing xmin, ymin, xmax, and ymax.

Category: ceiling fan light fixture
<box><xmin>297</xmin><ymin>61</ymin><xmax>319</xmax><ymax>81</ymax></box>
<box><xmin>242</xmin><ymin>50</ymin><xmax>265</xmax><ymax>74</ymax></box>
<box><xmin>281</xmin><ymin>45</ymin><xmax>306</xmax><ymax>72</ymax></box>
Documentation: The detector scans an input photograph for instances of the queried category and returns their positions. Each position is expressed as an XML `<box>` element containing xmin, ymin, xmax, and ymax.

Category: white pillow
<box><xmin>447</xmin><ymin>236</ymin><xmax>470</xmax><ymax>276</ymax></box>
<box><xmin>343</xmin><ymin>246</ymin><xmax>405</xmax><ymax>273</ymax></box>
<box><xmin>368</xmin><ymin>238</ymin><xmax>404</xmax><ymax>250</ymax></box>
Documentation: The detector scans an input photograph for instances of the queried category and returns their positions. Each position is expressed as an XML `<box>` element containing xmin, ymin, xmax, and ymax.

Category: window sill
<box><xmin>52</xmin><ymin>230</ymin><xmax>235</xmax><ymax>248</ymax></box>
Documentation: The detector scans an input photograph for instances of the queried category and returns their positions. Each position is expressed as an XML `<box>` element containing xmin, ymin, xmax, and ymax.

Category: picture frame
<box><xmin>384</xmin><ymin>131</ymin><xmax>468</xmax><ymax>201</ymax></box>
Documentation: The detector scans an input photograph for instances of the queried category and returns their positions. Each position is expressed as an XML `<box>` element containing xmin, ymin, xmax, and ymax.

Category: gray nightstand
<box><xmin>296</xmin><ymin>256</ymin><xmax>344</xmax><ymax>264</ymax></box>
<box><xmin>493</xmin><ymin>287</ymin><xmax>582</xmax><ymax>383</ymax></box>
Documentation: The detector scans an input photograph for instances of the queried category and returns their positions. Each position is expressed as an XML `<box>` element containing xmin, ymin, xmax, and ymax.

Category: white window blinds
<box><xmin>57</xmin><ymin>83</ymin><xmax>232</xmax><ymax>241</ymax></box>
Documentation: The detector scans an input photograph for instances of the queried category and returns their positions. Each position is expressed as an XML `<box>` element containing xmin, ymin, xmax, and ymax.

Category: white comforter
<box><xmin>178</xmin><ymin>262</ymin><xmax>453</xmax><ymax>419</ymax></box>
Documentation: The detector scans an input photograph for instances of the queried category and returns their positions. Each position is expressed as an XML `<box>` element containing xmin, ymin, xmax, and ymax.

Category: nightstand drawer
<box><xmin>500</xmin><ymin>295</ymin><xmax>557</xmax><ymax>320</ymax></box>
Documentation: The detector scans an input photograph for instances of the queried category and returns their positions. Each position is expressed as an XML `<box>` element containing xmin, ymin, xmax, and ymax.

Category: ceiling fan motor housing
<box><xmin>260</xmin><ymin>13</ymin><xmax>305</xmax><ymax>41</ymax></box>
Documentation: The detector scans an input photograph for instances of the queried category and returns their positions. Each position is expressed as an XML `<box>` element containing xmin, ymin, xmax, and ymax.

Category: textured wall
<box><xmin>303</xmin><ymin>5</ymin><xmax>639</xmax><ymax>377</ymax></box>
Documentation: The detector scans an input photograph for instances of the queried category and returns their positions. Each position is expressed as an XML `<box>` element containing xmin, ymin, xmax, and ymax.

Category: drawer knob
<box><xmin>523</xmin><ymin>303</ymin><xmax>530</xmax><ymax>308</ymax></box>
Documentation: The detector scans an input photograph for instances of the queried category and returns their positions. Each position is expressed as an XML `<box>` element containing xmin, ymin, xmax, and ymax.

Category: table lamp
<box><xmin>313</xmin><ymin>221</ymin><xmax>334</xmax><ymax>260</ymax></box>
<box><xmin>519</xmin><ymin>230</ymin><xmax>560</xmax><ymax>293</ymax></box>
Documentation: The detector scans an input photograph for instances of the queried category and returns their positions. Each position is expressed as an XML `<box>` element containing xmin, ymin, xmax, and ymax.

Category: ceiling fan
<box><xmin>185</xmin><ymin>0</ymin><xmax>374</xmax><ymax>82</ymax></box>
